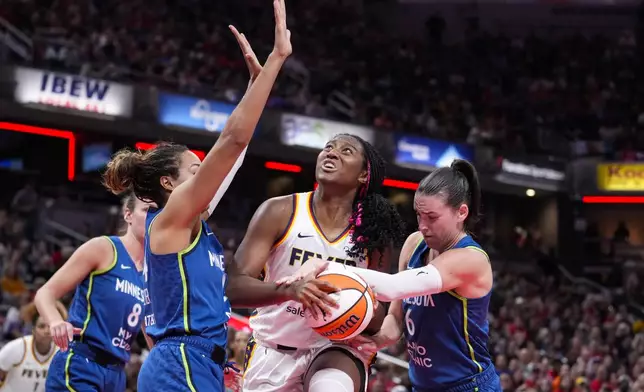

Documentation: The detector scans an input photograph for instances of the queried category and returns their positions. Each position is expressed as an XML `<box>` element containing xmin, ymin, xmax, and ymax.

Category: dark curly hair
<box><xmin>338</xmin><ymin>134</ymin><xmax>406</xmax><ymax>266</ymax></box>
<box><xmin>102</xmin><ymin>142</ymin><xmax>188</xmax><ymax>207</ymax></box>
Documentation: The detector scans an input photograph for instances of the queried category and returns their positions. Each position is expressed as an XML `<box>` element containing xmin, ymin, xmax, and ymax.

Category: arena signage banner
<box><xmin>157</xmin><ymin>93</ymin><xmax>236</xmax><ymax>133</ymax></box>
<box><xmin>495</xmin><ymin>156</ymin><xmax>566</xmax><ymax>191</ymax></box>
<box><xmin>12</xmin><ymin>67</ymin><xmax>133</xmax><ymax>117</ymax></box>
<box><xmin>597</xmin><ymin>163</ymin><xmax>644</xmax><ymax>191</ymax></box>
<box><xmin>280</xmin><ymin>113</ymin><xmax>374</xmax><ymax>149</ymax></box>
<box><xmin>393</xmin><ymin>134</ymin><xmax>473</xmax><ymax>170</ymax></box>
<box><xmin>500</xmin><ymin>158</ymin><xmax>566</xmax><ymax>182</ymax></box>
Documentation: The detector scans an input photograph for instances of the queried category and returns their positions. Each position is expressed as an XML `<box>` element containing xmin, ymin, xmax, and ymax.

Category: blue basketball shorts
<box><xmin>138</xmin><ymin>336</ymin><xmax>225</xmax><ymax>392</ymax></box>
<box><xmin>413</xmin><ymin>365</ymin><xmax>502</xmax><ymax>392</ymax></box>
<box><xmin>46</xmin><ymin>342</ymin><xmax>125</xmax><ymax>392</ymax></box>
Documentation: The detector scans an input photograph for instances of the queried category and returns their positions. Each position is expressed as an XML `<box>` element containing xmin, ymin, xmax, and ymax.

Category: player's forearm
<box><xmin>226</xmin><ymin>274</ymin><xmax>293</xmax><ymax>307</ymax></box>
<box><xmin>327</xmin><ymin>263</ymin><xmax>443</xmax><ymax>302</ymax></box>
<box><xmin>34</xmin><ymin>288</ymin><xmax>65</xmax><ymax>325</ymax></box>
<box><xmin>379</xmin><ymin>313</ymin><xmax>403</xmax><ymax>343</ymax></box>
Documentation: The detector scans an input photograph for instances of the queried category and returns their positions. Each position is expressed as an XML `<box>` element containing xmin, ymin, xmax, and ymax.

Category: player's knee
<box><xmin>307</xmin><ymin>369</ymin><xmax>353</xmax><ymax>392</ymax></box>
<box><xmin>305</xmin><ymin>349</ymin><xmax>362</xmax><ymax>392</ymax></box>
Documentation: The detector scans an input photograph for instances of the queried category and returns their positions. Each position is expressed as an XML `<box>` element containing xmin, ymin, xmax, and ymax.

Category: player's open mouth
<box><xmin>321</xmin><ymin>159</ymin><xmax>337</xmax><ymax>172</ymax></box>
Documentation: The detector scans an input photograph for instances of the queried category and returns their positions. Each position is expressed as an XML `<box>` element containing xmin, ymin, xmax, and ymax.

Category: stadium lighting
<box><xmin>136</xmin><ymin>143</ymin><xmax>421</xmax><ymax>191</ymax></box>
<box><xmin>0</xmin><ymin>122</ymin><xmax>76</xmax><ymax>181</ymax></box>
<box><xmin>263</xmin><ymin>161</ymin><xmax>420</xmax><ymax>190</ymax></box>
<box><xmin>582</xmin><ymin>196</ymin><xmax>644</xmax><ymax>204</ymax></box>
<box><xmin>383</xmin><ymin>179</ymin><xmax>419</xmax><ymax>190</ymax></box>
<box><xmin>264</xmin><ymin>161</ymin><xmax>302</xmax><ymax>173</ymax></box>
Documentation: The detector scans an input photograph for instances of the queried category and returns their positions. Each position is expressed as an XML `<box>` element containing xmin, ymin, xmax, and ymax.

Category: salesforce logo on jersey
<box><xmin>157</xmin><ymin>93</ymin><xmax>236</xmax><ymax>133</ymax></box>
<box><xmin>394</xmin><ymin>135</ymin><xmax>473</xmax><ymax>169</ymax></box>
<box><xmin>281</xmin><ymin>113</ymin><xmax>375</xmax><ymax>149</ymax></box>
<box><xmin>12</xmin><ymin>66</ymin><xmax>133</xmax><ymax>117</ymax></box>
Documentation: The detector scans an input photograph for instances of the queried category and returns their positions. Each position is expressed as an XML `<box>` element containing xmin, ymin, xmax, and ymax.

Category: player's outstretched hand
<box><xmin>346</xmin><ymin>334</ymin><xmax>379</xmax><ymax>353</ymax></box>
<box><xmin>347</xmin><ymin>330</ymin><xmax>395</xmax><ymax>353</ymax></box>
<box><xmin>224</xmin><ymin>365</ymin><xmax>243</xmax><ymax>392</ymax></box>
<box><xmin>347</xmin><ymin>315</ymin><xmax>401</xmax><ymax>352</ymax></box>
<box><xmin>276</xmin><ymin>257</ymin><xmax>329</xmax><ymax>286</ymax></box>
<box><xmin>271</xmin><ymin>0</ymin><xmax>292</xmax><ymax>59</ymax></box>
<box><xmin>229</xmin><ymin>25</ymin><xmax>262</xmax><ymax>85</ymax></box>
<box><xmin>50</xmin><ymin>320</ymin><xmax>81</xmax><ymax>352</ymax></box>
<box><xmin>287</xmin><ymin>278</ymin><xmax>339</xmax><ymax>320</ymax></box>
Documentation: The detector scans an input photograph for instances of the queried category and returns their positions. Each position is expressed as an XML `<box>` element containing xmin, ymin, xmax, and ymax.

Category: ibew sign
<box><xmin>12</xmin><ymin>67</ymin><xmax>133</xmax><ymax>117</ymax></box>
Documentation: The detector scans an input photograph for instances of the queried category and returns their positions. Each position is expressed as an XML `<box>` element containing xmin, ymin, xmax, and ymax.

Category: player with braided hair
<box><xmin>288</xmin><ymin>159</ymin><xmax>502</xmax><ymax>392</ymax></box>
<box><xmin>340</xmin><ymin>134</ymin><xmax>404</xmax><ymax>265</ymax></box>
<box><xmin>226</xmin><ymin>133</ymin><xmax>406</xmax><ymax>392</ymax></box>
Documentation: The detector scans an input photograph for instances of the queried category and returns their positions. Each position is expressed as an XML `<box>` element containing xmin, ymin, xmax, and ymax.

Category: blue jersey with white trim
<box><xmin>67</xmin><ymin>236</ymin><xmax>146</xmax><ymax>363</ymax></box>
<box><xmin>143</xmin><ymin>208</ymin><xmax>229</xmax><ymax>348</ymax></box>
<box><xmin>402</xmin><ymin>235</ymin><xmax>493</xmax><ymax>389</ymax></box>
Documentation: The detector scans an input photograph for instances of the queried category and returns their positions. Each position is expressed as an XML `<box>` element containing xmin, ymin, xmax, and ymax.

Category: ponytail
<box><xmin>102</xmin><ymin>143</ymin><xmax>188</xmax><ymax>207</ymax></box>
<box><xmin>450</xmin><ymin>159</ymin><xmax>481</xmax><ymax>230</ymax></box>
<box><xmin>103</xmin><ymin>149</ymin><xmax>144</xmax><ymax>196</ymax></box>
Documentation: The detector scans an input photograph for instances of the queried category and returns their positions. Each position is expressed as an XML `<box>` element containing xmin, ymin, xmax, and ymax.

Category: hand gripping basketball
<box><xmin>286</xmin><ymin>277</ymin><xmax>339</xmax><ymax>321</ymax></box>
<box><xmin>306</xmin><ymin>269</ymin><xmax>377</xmax><ymax>341</ymax></box>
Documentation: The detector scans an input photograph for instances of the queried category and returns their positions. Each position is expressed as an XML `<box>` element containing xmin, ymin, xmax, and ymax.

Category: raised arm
<box><xmin>158</xmin><ymin>0</ymin><xmax>292</xmax><ymax>228</ymax></box>
<box><xmin>34</xmin><ymin>237</ymin><xmax>113</xmax><ymax>350</ymax></box>
<box><xmin>227</xmin><ymin>196</ymin><xmax>337</xmax><ymax>316</ymax></box>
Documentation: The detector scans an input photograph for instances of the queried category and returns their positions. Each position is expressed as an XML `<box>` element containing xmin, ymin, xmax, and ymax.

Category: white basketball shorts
<box><xmin>242</xmin><ymin>337</ymin><xmax>375</xmax><ymax>392</ymax></box>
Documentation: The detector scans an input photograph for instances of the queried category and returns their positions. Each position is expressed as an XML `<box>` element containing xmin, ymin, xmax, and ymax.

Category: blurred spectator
<box><xmin>1</xmin><ymin>264</ymin><xmax>28</xmax><ymax>303</ymax></box>
<box><xmin>613</xmin><ymin>222</ymin><xmax>630</xmax><ymax>244</ymax></box>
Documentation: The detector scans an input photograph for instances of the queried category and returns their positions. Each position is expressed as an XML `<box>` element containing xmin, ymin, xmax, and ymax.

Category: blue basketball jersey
<box><xmin>67</xmin><ymin>236</ymin><xmax>146</xmax><ymax>363</ymax></box>
<box><xmin>402</xmin><ymin>235</ymin><xmax>494</xmax><ymax>389</ymax></box>
<box><xmin>143</xmin><ymin>208</ymin><xmax>230</xmax><ymax>348</ymax></box>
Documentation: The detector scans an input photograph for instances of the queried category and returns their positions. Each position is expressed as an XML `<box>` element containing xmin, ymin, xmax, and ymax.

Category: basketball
<box><xmin>305</xmin><ymin>268</ymin><xmax>375</xmax><ymax>341</ymax></box>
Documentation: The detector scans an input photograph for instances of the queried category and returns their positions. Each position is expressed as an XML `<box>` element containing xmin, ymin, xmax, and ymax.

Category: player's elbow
<box><xmin>219</xmin><ymin>117</ymin><xmax>252</xmax><ymax>149</ymax></box>
<box><xmin>375</xmin><ymin>291</ymin><xmax>399</xmax><ymax>303</ymax></box>
<box><xmin>224</xmin><ymin>273</ymin><xmax>245</xmax><ymax>302</ymax></box>
<box><xmin>33</xmin><ymin>288</ymin><xmax>50</xmax><ymax>316</ymax></box>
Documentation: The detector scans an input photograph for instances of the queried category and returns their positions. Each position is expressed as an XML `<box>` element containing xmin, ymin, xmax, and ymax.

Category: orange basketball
<box><xmin>306</xmin><ymin>269</ymin><xmax>375</xmax><ymax>341</ymax></box>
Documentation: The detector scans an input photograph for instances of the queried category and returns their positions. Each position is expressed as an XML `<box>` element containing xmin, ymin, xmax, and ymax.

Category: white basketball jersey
<box><xmin>250</xmin><ymin>192</ymin><xmax>369</xmax><ymax>349</ymax></box>
<box><xmin>0</xmin><ymin>335</ymin><xmax>56</xmax><ymax>392</ymax></box>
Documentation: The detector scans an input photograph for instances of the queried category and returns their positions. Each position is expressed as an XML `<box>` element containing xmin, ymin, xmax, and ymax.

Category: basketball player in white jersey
<box><xmin>226</xmin><ymin>133</ymin><xmax>406</xmax><ymax>392</ymax></box>
<box><xmin>0</xmin><ymin>313</ymin><xmax>58</xmax><ymax>392</ymax></box>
